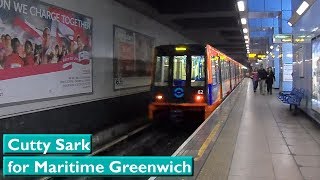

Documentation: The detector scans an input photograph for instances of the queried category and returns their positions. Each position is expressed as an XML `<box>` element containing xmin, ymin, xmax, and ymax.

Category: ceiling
<box><xmin>115</xmin><ymin>0</ymin><xmax>248</xmax><ymax>65</ymax></box>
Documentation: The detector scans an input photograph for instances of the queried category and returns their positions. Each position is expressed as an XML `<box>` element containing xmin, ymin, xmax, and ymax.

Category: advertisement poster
<box><xmin>113</xmin><ymin>26</ymin><xmax>154</xmax><ymax>90</ymax></box>
<box><xmin>0</xmin><ymin>0</ymin><xmax>93</xmax><ymax>105</ymax></box>
<box><xmin>312</xmin><ymin>37</ymin><xmax>320</xmax><ymax>113</ymax></box>
<box><xmin>283</xmin><ymin>63</ymin><xmax>293</xmax><ymax>82</ymax></box>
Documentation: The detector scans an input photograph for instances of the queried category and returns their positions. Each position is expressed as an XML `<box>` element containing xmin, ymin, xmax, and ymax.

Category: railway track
<box><xmin>44</xmin><ymin>120</ymin><xmax>198</xmax><ymax>180</ymax></box>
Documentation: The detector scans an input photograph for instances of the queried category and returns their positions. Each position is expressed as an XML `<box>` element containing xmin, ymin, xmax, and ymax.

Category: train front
<box><xmin>148</xmin><ymin>45</ymin><xmax>208</xmax><ymax>122</ymax></box>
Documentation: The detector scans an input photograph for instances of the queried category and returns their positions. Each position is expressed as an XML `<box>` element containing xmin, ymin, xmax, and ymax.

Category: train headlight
<box><xmin>156</xmin><ymin>95</ymin><xmax>164</xmax><ymax>101</ymax></box>
<box><xmin>195</xmin><ymin>95</ymin><xmax>203</xmax><ymax>102</ymax></box>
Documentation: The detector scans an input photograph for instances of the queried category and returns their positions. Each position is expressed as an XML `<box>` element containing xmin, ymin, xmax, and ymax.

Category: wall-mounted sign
<box><xmin>113</xmin><ymin>26</ymin><xmax>155</xmax><ymax>90</ymax></box>
<box><xmin>273</xmin><ymin>34</ymin><xmax>292</xmax><ymax>43</ymax></box>
<box><xmin>248</xmin><ymin>53</ymin><xmax>256</xmax><ymax>58</ymax></box>
<box><xmin>257</xmin><ymin>55</ymin><xmax>267</xmax><ymax>59</ymax></box>
<box><xmin>283</xmin><ymin>63</ymin><xmax>293</xmax><ymax>81</ymax></box>
<box><xmin>293</xmin><ymin>35</ymin><xmax>312</xmax><ymax>43</ymax></box>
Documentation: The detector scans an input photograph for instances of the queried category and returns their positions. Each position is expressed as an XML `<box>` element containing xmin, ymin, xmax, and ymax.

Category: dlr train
<box><xmin>148</xmin><ymin>44</ymin><xmax>246</xmax><ymax>121</ymax></box>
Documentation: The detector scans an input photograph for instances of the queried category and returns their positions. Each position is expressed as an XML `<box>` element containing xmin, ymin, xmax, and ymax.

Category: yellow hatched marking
<box><xmin>194</xmin><ymin>121</ymin><xmax>222</xmax><ymax>161</ymax></box>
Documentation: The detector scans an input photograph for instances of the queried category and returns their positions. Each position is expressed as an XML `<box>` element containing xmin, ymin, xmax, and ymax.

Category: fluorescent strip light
<box><xmin>244</xmin><ymin>35</ymin><xmax>249</xmax><ymax>39</ymax></box>
<box><xmin>296</xmin><ymin>1</ymin><xmax>309</xmax><ymax>15</ymax></box>
<box><xmin>243</xmin><ymin>28</ymin><xmax>248</xmax><ymax>33</ymax></box>
<box><xmin>237</xmin><ymin>1</ymin><xmax>245</xmax><ymax>12</ymax></box>
<box><xmin>241</xmin><ymin>18</ymin><xmax>247</xmax><ymax>25</ymax></box>
<box><xmin>312</xmin><ymin>27</ymin><xmax>319</xmax><ymax>32</ymax></box>
<box><xmin>288</xmin><ymin>22</ymin><xmax>292</xmax><ymax>27</ymax></box>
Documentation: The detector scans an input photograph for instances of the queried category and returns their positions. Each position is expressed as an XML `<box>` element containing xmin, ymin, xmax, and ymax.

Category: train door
<box><xmin>171</xmin><ymin>55</ymin><xmax>188</xmax><ymax>103</ymax></box>
<box><xmin>218</xmin><ymin>57</ymin><xmax>223</xmax><ymax>100</ymax></box>
<box><xmin>233</xmin><ymin>63</ymin><xmax>237</xmax><ymax>87</ymax></box>
<box><xmin>220</xmin><ymin>58</ymin><xmax>230</xmax><ymax>98</ymax></box>
<box><xmin>209</xmin><ymin>56</ymin><xmax>221</xmax><ymax>105</ymax></box>
<box><xmin>228</xmin><ymin>61</ymin><xmax>232</xmax><ymax>90</ymax></box>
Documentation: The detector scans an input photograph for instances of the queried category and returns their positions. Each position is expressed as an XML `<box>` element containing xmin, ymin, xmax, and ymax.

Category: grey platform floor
<box><xmin>155</xmin><ymin>78</ymin><xmax>320</xmax><ymax>180</ymax></box>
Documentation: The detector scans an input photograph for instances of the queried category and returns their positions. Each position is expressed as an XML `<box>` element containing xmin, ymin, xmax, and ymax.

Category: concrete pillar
<box><xmin>280</xmin><ymin>10</ymin><xmax>293</xmax><ymax>91</ymax></box>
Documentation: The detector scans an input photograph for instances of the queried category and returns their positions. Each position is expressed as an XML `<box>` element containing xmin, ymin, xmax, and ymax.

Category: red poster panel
<box><xmin>0</xmin><ymin>0</ymin><xmax>93</xmax><ymax>105</ymax></box>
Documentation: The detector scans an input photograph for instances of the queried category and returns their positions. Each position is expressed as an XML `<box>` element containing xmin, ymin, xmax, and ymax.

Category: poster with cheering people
<box><xmin>0</xmin><ymin>0</ymin><xmax>93</xmax><ymax>105</ymax></box>
<box><xmin>113</xmin><ymin>26</ymin><xmax>154</xmax><ymax>90</ymax></box>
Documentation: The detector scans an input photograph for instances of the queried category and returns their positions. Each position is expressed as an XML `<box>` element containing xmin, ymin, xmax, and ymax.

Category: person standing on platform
<box><xmin>258</xmin><ymin>65</ymin><xmax>268</xmax><ymax>95</ymax></box>
<box><xmin>266</xmin><ymin>67</ymin><xmax>276</xmax><ymax>95</ymax></box>
<box><xmin>251</xmin><ymin>68</ymin><xmax>259</xmax><ymax>93</ymax></box>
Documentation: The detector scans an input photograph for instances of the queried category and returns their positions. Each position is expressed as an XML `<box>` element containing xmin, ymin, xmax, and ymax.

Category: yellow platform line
<box><xmin>194</xmin><ymin>121</ymin><xmax>222</xmax><ymax>161</ymax></box>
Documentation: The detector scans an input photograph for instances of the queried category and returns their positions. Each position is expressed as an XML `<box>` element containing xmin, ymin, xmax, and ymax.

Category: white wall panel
<box><xmin>0</xmin><ymin>0</ymin><xmax>192</xmax><ymax>118</ymax></box>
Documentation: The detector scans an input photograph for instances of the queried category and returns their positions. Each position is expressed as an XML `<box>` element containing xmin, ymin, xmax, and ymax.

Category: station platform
<box><xmin>153</xmin><ymin>78</ymin><xmax>320</xmax><ymax>180</ymax></box>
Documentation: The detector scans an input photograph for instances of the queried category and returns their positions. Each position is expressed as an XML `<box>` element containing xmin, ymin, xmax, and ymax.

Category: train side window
<box><xmin>222</xmin><ymin>61</ymin><xmax>226</xmax><ymax>81</ymax></box>
<box><xmin>191</xmin><ymin>56</ymin><xmax>205</xmax><ymax>87</ymax></box>
<box><xmin>173</xmin><ymin>56</ymin><xmax>187</xmax><ymax>86</ymax></box>
<box><xmin>154</xmin><ymin>56</ymin><xmax>169</xmax><ymax>86</ymax></box>
<box><xmin>211</xmin><ymin>57</ymin><xmax>217</xmax><ymax>85</ymax></box>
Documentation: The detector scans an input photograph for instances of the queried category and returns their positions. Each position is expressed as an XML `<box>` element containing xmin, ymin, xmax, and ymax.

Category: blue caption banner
<box><xmin>3</xmin><ymin>134</ymin><xmax>91</xmax><ymax>154</ymax></box>
<box><xmin>3</xmin><ymin>156</ymin><xmax>193</xmax><ymax>176</ymax></box>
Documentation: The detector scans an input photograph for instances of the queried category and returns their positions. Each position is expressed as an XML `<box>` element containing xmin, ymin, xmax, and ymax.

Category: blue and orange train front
<box><xmin>148</xmin><ymin>45</ymin><xmax>222</xmax><ymax>121</ymax></box>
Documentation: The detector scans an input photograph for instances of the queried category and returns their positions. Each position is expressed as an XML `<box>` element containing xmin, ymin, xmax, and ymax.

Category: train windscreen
<box><xmin>154</xmin><ymin>56</ymin><xmax>169</xmax><ymax>86</ymax></box>
<box><xmin>191</xmin><ymin>56</ymin><xmax>205</xmax><ymax>86</ymax></box>
<box><xmin>173</xmin><ymin>56</ymin><xmax>187</xmax><ymax>86</ymax></box>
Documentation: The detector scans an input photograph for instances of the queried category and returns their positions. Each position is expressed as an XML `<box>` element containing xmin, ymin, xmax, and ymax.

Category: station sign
<box><xmin>248</xmin><ymin>53</ymin><xmax>256</xmax><ymax>58</ymax></box>
<box><xmin>248</xmin><ymin>54</ymin><xmax>266</xmax><ymax>59</ymax></box>
<box><xmin>273</xmin><ymin>34</ymin><xmax>292</xmax><ymax>43</ymax></box>
<box><xmin>293</xmin><ymin>35</ymin><xmax>312</xmax><ymax>43</ymax></box>
<box><xmin>257</xmin><ymin>55</ymin><xmax>267</xmax><ymax>59</ymax></box>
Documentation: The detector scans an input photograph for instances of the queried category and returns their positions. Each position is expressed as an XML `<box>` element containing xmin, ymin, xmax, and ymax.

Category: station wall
<box><xmin>292</xmin><ymin>0</ymin><xmax>320</xmax><ymax>122</ymax></box>
<box><xmin>0</xmin><ymin>0</ymin><xmax>192</xmax><ymax>119</ymax></box>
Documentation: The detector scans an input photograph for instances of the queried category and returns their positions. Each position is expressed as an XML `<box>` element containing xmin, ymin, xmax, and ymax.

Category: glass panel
<box><xmin>211</xmin><ymin>57</ymin><xmax>217</xmax><ymax>85</ymax></box>
<box><xmin>154</xmin><ymin>56</ymin><xmax>169</xmax><ymax>86</ymax></box>
<box><xmin>173</xmin><ymin>56</ymin><xmax>187</xmax><ymax>86</ymax></box>
<box><xmin>191</xmin><ymin>56</ymin><xmax>205</xmax><ymax>86</ymax></box>
<box><xmin>222</xmin><ymin>61</ymin><xmax>228</xmax><ymax>81</ymax></box>
<box><xmin>312</xmin><ymin>38</ymin><xmax>320</xmax><ymax>113</ymax></box>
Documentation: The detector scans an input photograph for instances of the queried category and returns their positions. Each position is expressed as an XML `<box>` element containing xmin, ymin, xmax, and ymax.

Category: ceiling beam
<box><xmin>215</xmin><ymin>46</ymin><xmax>246</xmax><ymax>48</ymax></box>
<box><xmin>162</xmin><ymin>11</ymin><xmax>238</xmax><ymax>20</ymax></box>
<box><xmin>183</xmin><ymin>27</ymin><xmax>241</xmax><ymax>32</ymax></box>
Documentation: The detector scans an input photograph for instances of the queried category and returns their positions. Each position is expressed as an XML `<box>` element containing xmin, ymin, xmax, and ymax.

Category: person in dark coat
<box><xmin>266</xmin><ymin>67</ymin><xmax>275</xmax><ymax>95</ymax></box>
<box><xmin>258</xmin><ymin>65</ymin><xmax>268</xmax><ymax>95</ymax></box>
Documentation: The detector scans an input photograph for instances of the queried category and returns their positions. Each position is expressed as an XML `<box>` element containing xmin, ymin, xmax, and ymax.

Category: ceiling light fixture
<box><xmin>270</xmin><ymin>45</ymin><xmax>274</xmax><ymax>50</ymax></box>
<box><xmin>243</xmin><ymin>28</ymin><xmax>248</xmax><ymax>33</ymax></box>
<box><xmin>245</xmin><ymin>40</ymin><xmax>249</xmax><ymax>43</ymax></box>
<box><xmin>312</xmin><ymin>27</ymin><xmax>319</xmax><ymax>32</ymax></box>
<box><xmin>237</xmin><ymin>1</ymin><xmax>245</xmax><ymax>12</ymax></box>
<box><xmin>241</xmin><ymin>18</ymin><xmax>247</xmax><ymax>25</ymax></box>
<box><xmin>296</xmin><ymin>1</ymin><xmax>310</xmax><ymax>15</ymax></box>
<box><xmin>244</xmin><ymin>35</ymin><xmax>249</xmax><ymax>39</ymax></box>
<box><xmin>288</xmin><ymin>22</ymin><xmax>292</xmax><ymax>27</ymax></box>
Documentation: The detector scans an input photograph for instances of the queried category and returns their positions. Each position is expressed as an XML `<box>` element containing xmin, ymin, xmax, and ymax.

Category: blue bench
<box><xmin>278</xmin><ymin>88</ymin><xmax>305</xmax><ymax>114</ymax></box>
